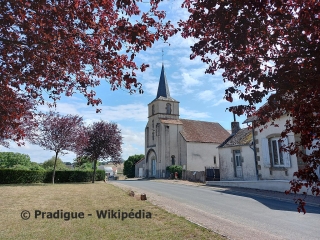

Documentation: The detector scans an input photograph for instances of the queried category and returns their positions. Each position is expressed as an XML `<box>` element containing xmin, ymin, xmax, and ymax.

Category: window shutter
<box><xmin>262</xmin><ymin>138</ymin><xmax>271</xmax><ymax>167</ymax></box>
<box><xmin>282</xmin><ymin>137</ymin><xmax>291</xmax><ymax>168</ymax></box>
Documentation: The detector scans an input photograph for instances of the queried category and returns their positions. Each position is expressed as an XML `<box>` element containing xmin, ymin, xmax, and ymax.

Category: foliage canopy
<box><xmin>123</xmin><ymin>154</ymin><xmax>144</xmax><ymax>178</ymax></box>
<box><xmin>0</xmin><ymin>0</ymin><xmax>175</xmax><ymax>146</ymax></box>
<box><xmin>179</xmin><ymin>0</ymin><xmax>320</xmax><ymax>213</ymax></box>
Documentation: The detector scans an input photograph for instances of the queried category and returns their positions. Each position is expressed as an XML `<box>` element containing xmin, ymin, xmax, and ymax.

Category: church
<box><xmin>136</xmin><ymin>64</ymin><xmax>230</xmax><ymax>178</ymax></box>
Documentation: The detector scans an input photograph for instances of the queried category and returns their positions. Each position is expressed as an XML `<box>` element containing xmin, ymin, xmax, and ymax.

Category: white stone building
<box><xmin>137</xmin><ymin>64</ymin><xmax>230</xmax><ymax>178</ymax></box>
<box><xmin>218</xmin><ymin>121</ymin><xmax>258</xmax><ymax>181</ymax></box>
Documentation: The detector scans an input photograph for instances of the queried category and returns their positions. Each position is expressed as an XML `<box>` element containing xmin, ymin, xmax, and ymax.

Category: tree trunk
<box><xmin>92</xmin><ymin>159</ymin><xmax>97</xmax><ymax>183</ymax></box>
<box><xmin>52</xmin><ymin>151</ymin><xmax>59</xmax><ymax>184</ymax></box>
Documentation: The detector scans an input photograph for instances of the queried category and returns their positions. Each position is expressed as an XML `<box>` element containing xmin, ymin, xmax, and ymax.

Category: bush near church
<box><xmin>166</xmin><ymin>165</ymin><xmax>183</xmax><ymax>179</ymax></box>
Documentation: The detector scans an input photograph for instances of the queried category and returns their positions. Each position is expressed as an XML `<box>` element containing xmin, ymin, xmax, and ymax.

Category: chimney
<box><xmin>231</xmin><ymin>113</ymin><xmax>241</xmax><ymax>135</ymax></box>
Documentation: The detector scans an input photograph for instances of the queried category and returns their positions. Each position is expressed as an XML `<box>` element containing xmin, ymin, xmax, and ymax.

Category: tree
<box><xmin>29</xmin><ymin>162</ymin><xmax>45</xmax><ymax>171</ymax></box>
<box><xmin>0</xmin><ymin>0</ymin><xmax>176</xmax><ymax>145</ymax></box>
<box><xmin>28</xmin><ymin>111</ymin><xmax>86</xmax><ymax>184</ymax></box>
<box><xmin>73</xmin><ymin>156</ymin><xmax>95</xmax><ymax>170</ymax></box>
<box><xmin>179</xmin><ymin>0</ymin><xmax>319</xmax><ymax>212</ymax></box>
<box><xmin>123</xmin><ymin>154</ymin><xmax>144</xmax><ymax>178</ymax></box>
<box><xmin>42</xmin><ymin>156</ymin><xmax>68</xmax><ymax>171</ymax></box>
<box><xmin>77</xmin><ymin>121</ymin><xmax>122</xmax><ymax>183</ymax></box>
<box><xmin>0</xmin><ymin>152</ymin><xmax>32</xmax><ymax>168</ymax></box>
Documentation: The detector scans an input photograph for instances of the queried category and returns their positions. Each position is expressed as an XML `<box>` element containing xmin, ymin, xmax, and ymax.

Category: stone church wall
<box><xmin>186</xmin><ymin>142</ymin><xmax>219</xmax><ymax>171</ymax></box>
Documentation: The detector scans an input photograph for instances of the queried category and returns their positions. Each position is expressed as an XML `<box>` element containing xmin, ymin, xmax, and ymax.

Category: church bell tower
<box><xmin>148</xmin><ymin>64</ymin><xmax>179</xmax><ymax>119</ymax></box>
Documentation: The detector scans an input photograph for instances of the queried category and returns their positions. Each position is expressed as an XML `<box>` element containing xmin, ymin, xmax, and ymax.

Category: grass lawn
<box><xmin>0</xmin><ymin>181</ymin><xmax>224</xmax><ymax>240</ymax></box>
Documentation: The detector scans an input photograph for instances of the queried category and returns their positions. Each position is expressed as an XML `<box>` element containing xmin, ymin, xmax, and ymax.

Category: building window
<box><xmin>152</xmin><ymin>120</ymin><xmax>154</xmax><ymax>129</ymax></box>
<box><xmin>171</xmin><ymin>155</ymin><xmax>175</xmax><ymax>165</ymax></box>
<box><xmin>213</xmin><ymin>156</ymin><xmax>216</xmax><ymax>164</ymax></box>
<box><xmin>152</xmin><ymin>105</ymin><xmax>155</xmax><ymax>115</ymax></box>
<box><xmin>234</xmin><ymin>150</ymin><xmax>241</xmax><ymax>167</ymax></box>
<box><xmin>152</xmin><ymin>131</ymin><xmax>154</xmax><ymax>141</ymax></box>
<box><xmin>262</xmin><ymin>137</ymin><xmax>291</xmax><ymax>168</ymax></box>
<box><xmin>166</xmin><ymin>103</ymin><xmax>171</xmax><ymax>114</ymax></box>
<box><xmin>270</xmin><ymin>137</ymin><xmax>284</xmax><ymax>166</ymax></box>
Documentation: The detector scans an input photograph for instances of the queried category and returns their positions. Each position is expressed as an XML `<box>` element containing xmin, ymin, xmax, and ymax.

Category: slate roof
<box><xmin>156</xmin><ymin>64</ymin><xmax>170</xmax><ymax>99</ymax></box>
<box><xmin>179</xmin><ymin>119</ymin><xmax>230</xmax><ymax>143</ymax></box>
<box><xmin>153</xmin><ymin>64</ymin><xmax>178</xmax><ymax>102</ymax></box>
<box><xmin>243</xmin><ymin>115</ymin><xmax>258</xmax><ymax>124</ymax></box>
<box><xmin>218</xmin><ymin>128</ymin><xmax>252</xmax><ymax>148</ymax></box>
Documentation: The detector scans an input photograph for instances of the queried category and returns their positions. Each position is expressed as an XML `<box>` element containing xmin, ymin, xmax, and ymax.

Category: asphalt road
<box><xmin>116</xmin><ymin>180</ymin><xmax>320</xmax><ymax>240</ymax></box>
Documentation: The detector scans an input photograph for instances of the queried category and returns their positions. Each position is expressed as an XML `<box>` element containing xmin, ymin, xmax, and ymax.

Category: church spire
<box><xmin>156</xmin><ymin>64</ymin><xmax>170</xmax><ymax>99</ymax></box>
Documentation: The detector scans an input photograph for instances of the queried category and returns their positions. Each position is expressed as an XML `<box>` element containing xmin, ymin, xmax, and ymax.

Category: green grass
<box><xmin>0</xmin><ymin>182</ymin><xmax>224</xmax><ymax>240</ymax></box>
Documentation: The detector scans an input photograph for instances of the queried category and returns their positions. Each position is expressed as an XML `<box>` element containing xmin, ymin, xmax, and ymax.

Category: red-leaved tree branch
<box><xmin>0</xmin><ymin>0</ymin><xmax>176</xmax><ymax>145</ymax></box>
<box><xmin>179</xmin><ymin>0</ymin><xmax>319</xmax><ymax>213</ymax></box>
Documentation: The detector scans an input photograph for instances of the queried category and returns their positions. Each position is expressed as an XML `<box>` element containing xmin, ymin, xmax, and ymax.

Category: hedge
<box><xmin>0</xmin><ymin>169</ymin><xmax>105</xmax><ymax>184</ymax></box>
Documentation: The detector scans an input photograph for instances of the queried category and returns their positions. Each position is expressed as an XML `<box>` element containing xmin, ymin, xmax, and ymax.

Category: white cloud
<box><xmin>198</xmin><ymin>90</ymin><xmax>216</xmax><ymax>102</ymax></box>
<box><xmin>0</xmin><ymin>142</ymin><xmax>76</xmax><ymax>163</ymax></box>
<box><xmin>180</xmin><ymin>107</ymin><xmax>210</xmax><ymax>119</ymax></box>
<box><xmin>181</xmin><ymin>72</ymin><xmax>201</xmax><ymax>87</ymax></box>
<box><xmin>38</xmin><ymin>100</ymin><xmax>148</xmax><ymax>123</ymax></box>
<box><xmin>113</xmin><ymin>125</ymin><xmax>145</xmax><ymax>160</ymax></box>
<box><xmin>120</xmin><ymin>127</ymin><xmax>145</xmax><ymax>148</ymax></box>
<box><xmin>83</xmin><ymin>103</ymin><xmax>147</xmax><ymax>123</ymax></box>
<box><xmin>212</xmin><ymin>98</ymin><xmax>228</xmax><ymax>107</ymax></box>
<box><xmin>121</xmin><ymin>144</ymin><xmax>144</xmax><ymax>160</ymax></box>
<box><xmin>144</xmin><ymin>81</ymin><xmax>159</xmax><ymax>97</ymax></box>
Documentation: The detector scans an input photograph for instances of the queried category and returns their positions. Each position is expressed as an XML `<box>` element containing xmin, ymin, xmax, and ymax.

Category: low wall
<box><xmin>183</xmin><ymin>170</ymin><xmax>205</xmax><ymax>183</ymax></box>
<box><xmin>206</xmin><ymin>180</ymin><xmax>312</xmax><ymax>195</ymax></box>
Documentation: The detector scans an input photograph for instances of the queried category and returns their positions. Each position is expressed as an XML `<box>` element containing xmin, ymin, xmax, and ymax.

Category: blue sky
<box><xmin>1</xmin><ymin>1</ymin><xmax>264</xmax><ymax>163</ymax></box>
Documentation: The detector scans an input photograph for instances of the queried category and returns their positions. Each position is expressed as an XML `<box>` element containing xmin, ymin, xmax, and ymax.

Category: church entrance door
<box><xmin>151</xmin><ymin>159</ymin><xmax>156</xmax><ymax>177</ymax></box>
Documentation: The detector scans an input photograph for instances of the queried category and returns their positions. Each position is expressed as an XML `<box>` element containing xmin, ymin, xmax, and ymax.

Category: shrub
<box><xmin>166</xmin><ymin>165</ymin><xmax>183</xmax><ymax>179</ymax></box>
<box><xmin>0</xmin><ymin>169</ymin><xmax>47</xmax><ymax>184</ymax></box>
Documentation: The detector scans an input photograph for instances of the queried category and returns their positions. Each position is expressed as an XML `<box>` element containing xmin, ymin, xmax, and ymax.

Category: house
<box><xmin>139</xmin><ymin>64</ymin><xmax>230</xmax><ymax>179</ymax></box>
<box><xmin>219</xmin><ymin>114</ymin><xmax>299</xmax><ymax>181</ymax></box>
<box><xmin>246</xmin><ymin>114</ymin><xmax>300</xmax><ymax>180</ymax></box>
<box><xmin>218</xmin><ymin>120</ymin><xmax>258</xmax><ymax>181</ymax></box>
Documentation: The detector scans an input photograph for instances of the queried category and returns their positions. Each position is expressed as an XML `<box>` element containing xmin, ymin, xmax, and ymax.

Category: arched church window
<box><xmin>152</xmin><ymin>104</ymin><xmax>155</xmax><ymax>115</ymax></box>
<box><xmin>166</xmin><ymin>103</ymin><xmax>171</xmax><ymax>114</ymax></box>
<box><xmin>152</xmin><ymin>120</ymin><xmax>154</xmax><ymax>129</ymax></box>
<box><xmin>156</xmin><ymin>123</ymin><xmax>160</xmax><ymax>136</ymax></box>
<box><xmin>152</xmin><ymin>131</ymin><xmax>154</xmax><ymax>140</ymax></box>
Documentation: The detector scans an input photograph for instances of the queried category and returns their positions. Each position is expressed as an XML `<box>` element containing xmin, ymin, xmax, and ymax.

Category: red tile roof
<box><xmin>179</xmin><ymin>119</ymin><xmax>230</xmax><ymax>143</ymax></box>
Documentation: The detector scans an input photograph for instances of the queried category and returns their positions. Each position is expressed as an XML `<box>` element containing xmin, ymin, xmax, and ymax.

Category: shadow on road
<box><xmin>209</xmin><ymin>187</ymin><xmax>320</xmax><ymax>214</ymax></box>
